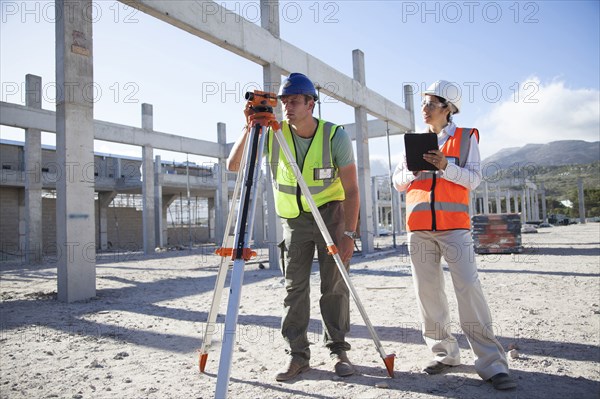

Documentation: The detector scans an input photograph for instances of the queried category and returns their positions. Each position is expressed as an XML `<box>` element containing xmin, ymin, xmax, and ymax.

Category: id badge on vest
<box><xmin>314</xmin><ymin>167</ymin><xmax>335</xmax><ymax>182</ymax></box>
<box><xmin>446</xmin><ymin>156</ymin><xmax>459</xmax><ymax>166</ymax></box>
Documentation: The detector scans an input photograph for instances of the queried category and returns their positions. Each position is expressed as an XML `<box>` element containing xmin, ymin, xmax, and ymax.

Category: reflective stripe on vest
<box><xmin>268</xmin><ymin>119</ymin><xmax>346</xmax><ymax>218</ymax></box>
<box><xmin>405</xmin><ymin>127</ymin><xmax>479</xmax><ymax>231</ymax></box>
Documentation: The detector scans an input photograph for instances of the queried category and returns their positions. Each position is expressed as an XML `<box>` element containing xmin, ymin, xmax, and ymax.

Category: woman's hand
<box><xmin>423</xmin><ymin>150</ymin><xmax>447</xmax><ymax>170</ymax></box>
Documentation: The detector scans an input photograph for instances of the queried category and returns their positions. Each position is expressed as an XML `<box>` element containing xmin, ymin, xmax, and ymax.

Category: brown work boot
<box><xmin>332</xmin><ymin>351</ymin><xmax>355</xmax><ymax>377</ymax></box>
<box><xmin>275</xmin><ymin>356</ymin><xmax>309</xmax><ymax>382</ymax></box>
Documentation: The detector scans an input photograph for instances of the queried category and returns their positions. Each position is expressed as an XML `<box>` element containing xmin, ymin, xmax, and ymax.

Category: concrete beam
<box><xmin>0</xmin><ymin>101</ymin><xmax>223</xmax><ymax>158</ymax></box>
<box><xmin>124</xmin><ymin>0</ymin><xmax>412</xmax><ymax>131</ymax></box>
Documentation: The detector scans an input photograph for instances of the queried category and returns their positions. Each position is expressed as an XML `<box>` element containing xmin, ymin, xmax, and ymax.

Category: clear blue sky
<box><xmin>1</xmin><ymin>1</ymin><xmax>599</xmax><ymax>173</ymax></box>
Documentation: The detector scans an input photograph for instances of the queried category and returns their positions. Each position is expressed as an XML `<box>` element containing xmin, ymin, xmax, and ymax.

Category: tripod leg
<box><xmin>273</xmin><ymin>129</ymin><xmax>395</xmax><ymax>377</ymax></box>
<box><xmin>215</xmin><ymin>124</ymin><xmax>268</xmax><ymax>398</ymax></box>
<box><xmin>199</xmin><ymin>134</ymin><xmax>249</xmax><ymax>372</ymax></box>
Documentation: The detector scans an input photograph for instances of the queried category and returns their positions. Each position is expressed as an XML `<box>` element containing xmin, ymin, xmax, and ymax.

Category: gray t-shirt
<box><xmin>266</xmin><ymin>122</ymin><xmax>355</xmax><ymax>171</ymax></box>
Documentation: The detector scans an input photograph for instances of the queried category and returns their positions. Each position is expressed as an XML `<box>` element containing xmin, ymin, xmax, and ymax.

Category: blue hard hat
<box><xmin>278</xmin><ymin>73</ymin><xmax>318</xmax><ymax>100</ymax></box>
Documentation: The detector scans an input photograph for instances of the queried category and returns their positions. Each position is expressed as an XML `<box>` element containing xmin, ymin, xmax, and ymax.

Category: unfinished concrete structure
<box><xmin>0</xmin><ymin>0</ymin><xmax>415</xmax><ymax>302</ymax></box>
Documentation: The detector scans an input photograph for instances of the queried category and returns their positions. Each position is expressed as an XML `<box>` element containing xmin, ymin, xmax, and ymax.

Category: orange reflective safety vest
<box><xmin>405</xmin><ymin>127</ymin><xmax>480</xmax><ymax>232</ymax></box>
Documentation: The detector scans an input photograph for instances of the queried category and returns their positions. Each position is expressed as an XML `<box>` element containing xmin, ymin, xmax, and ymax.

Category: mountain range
<box><xmin>370</xmin><ymin>140</ymin><xmax>599</xmax><ymax>176</ymax></box>
<box><xmin>481</xmin><ymin>140</ymin><xmax>599</xmax><ymax>169</ymax></box>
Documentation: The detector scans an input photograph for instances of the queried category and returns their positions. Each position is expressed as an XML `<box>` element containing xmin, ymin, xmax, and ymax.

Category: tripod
<box><xmin>199</xmin><ymin>91</ymin><xmax>395</xmax><ymax>399</ymax></box>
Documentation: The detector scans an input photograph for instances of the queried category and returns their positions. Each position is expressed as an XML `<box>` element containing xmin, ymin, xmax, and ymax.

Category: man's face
<box><xmin>280</xmin><ymin>94</ymin><xmax>313</xmax><ymax>123</ymax></box>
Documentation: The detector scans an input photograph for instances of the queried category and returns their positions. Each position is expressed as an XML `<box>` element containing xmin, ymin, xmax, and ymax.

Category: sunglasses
<box><xmin>421</xmin><ymin>100</ymin><xmax>447</xmax><ymax>110</ymax></box>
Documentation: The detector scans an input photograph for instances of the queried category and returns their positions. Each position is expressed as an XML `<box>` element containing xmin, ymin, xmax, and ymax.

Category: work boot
<box><xmin>489</xmin><ymin>373</ymin><xmax>517</xmax><ymax>390</ymax></box>
<box><xmin>422</xmin><ymin>360</ymin><xmax>455</xmax><ymax>375</ymax></box>
<box><xmin>275</xmin><ymin>356</ymin><xmax>309</xmax><ymax>382</ymax></box>
<box><xmin>332</xmin><ymin>351</ymin><xmax>355</xmax><ymax>377</ymax></box>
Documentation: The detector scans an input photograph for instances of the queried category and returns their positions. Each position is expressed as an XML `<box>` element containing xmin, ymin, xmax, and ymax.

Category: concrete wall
<box><xmin>0</xmin><ymin>186</ymin><xmax>214</xmax><ymax>259</ymax></box>
<box><xmin>0</xmin><ymin>188</ymin><xmax>20</xmax><ymax>253</ymax></box>
<box><xmin>167</xmin><ymin>226</ymin><xmax>209</xmax><ymax>246</ymax></box>
<box><xmin>105</xmin><ymin>206</ymin><xmax>143</xmax><ymax>251</ymax></box>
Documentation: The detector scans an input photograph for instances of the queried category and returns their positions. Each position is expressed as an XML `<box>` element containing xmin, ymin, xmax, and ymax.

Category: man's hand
<box><xmin>244</xmin><ymin>103</ymin><xmax>256</xmax><ymax>126</ymax></box>
<box><xmin>339</xmin><ymin>235</ymin><xmax>355</xmax><ymax>263</ymax></box>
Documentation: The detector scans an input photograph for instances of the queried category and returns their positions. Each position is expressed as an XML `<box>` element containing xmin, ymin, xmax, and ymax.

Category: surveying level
<box><xmin>199</xmin><ymin>90</ymin><xmax>395</xmax><ymax>399</ymax></box>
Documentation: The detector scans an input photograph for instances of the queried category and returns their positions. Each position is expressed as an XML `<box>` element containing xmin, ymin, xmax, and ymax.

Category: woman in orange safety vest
<box><xmin>393</xmin><ymin>80</ymin><xmax>517</xmax><ymax>391</ymax></box>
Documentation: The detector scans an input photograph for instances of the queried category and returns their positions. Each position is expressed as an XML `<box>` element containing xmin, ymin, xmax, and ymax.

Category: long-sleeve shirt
<box><xmin>393</xmin><ymin>122</ymin><xmax>482</xmax><ymax>193</ymax></box>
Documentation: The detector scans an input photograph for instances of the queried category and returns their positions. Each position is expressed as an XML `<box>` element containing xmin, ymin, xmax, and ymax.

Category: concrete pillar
<box><xmin>506</xmin><ymin>190</ymin><xmax>512</xmax><ymax>213</ymax></box>
<box><xmin>24</xmin><ymin>74</ymin><xmax>43</xmax><ymax>263</ymax></box>
<box><xmin>527</xmin><ymin>188</ymin><xmax>533</xmax><ymax>222</ymax></box>
<box><xmin>263</xmin><ymin>61</ymin><xmax>282</xmax><ymax>267</ymax></box>
<box><xmin>162</xmin><ymin>194</ymin><xmax>177</xmax><ymax>245</ymax></box>
<box><xmin>495</xmin><ymin>189</ymin><xmax>502</xmax><ymax>214</ymax></box>
<box><xmin>578</xmin><ymin>178</ymin><xmax>586</xmax><ymax>223</ymax></box>
<box><xmin>141</xmin><ymin>103</ymin><xmax>156</xmax><ymax>254</ymax></box>
<box><xmin>469</xmin><ymin>191</ymin><xmax>475</xmax><ymax>216</ymax></box>
<box><xmin>533</xmin><ymin>190</ymin><xmax>540</xmax><ymax>221</ymax></box>
<box><xmin>521</xmin><ymin>189</ymin><xmax>527</xmax><ymax>223</ymax></box>
<box><xmin>215</xmin><ymin>123</ymin><xmax>229</xmax><ymax>246</ymax></box>
<box><xmin>98</xmin><ymin>191</ymin><xmax>117</xmax><ymax>250</ymax></box>
<box><xmin>371</xmin><ymin>177</ymin><xmax>379</xmax><ymax>236</ymax></box>
<box><xmin>404</xmin><ymin>84</ymin><xmax>416</xmax><ymax>132</ymax></box>
<box><xmin>540</xmin><ymin>183</ymin><xmax>547</xmax><ymax>223</ymax></box>
<box><xmin>261</xmin><ymin>0</ymin><xmax>280</xmax><ymax>38</ymax></box>
<box><xmin>353</xmin><ymin>49</ymin><xmax>374</xmax><ymax>253</ymax></box>
<box><xmin>55</xmin><ymin>0</ymin><xmax>96</xmax><ymax>302</ymax></box>
<box><xmin>208</xmin><ymin>197</ymin><xmax>215</xmax><ymax>240</ymax></box>
<box><xmin>392</xmin><ymin>189</ymin><xmax>402</xmax><ymax>234</ymax></box>
<box><xmin>154</xmin><ymin>155</ymin><xmax>164</xmax><ymax>247</ymax></box>
<box><xmin>483</xmin><ymin>182</ymin><xmax>490</xmax><ymax>214</ymax></box>
<box><xmin>18</xmin><ymin>190</ymin><xmax>26</xmax><ymax>257</ymax></box>
<box><xmin>513</xmin><ymin>192</ymin><xmax>519</xmax><ymax>215</ymax></box>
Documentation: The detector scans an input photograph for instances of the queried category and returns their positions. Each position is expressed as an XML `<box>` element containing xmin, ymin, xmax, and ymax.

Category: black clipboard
<box><xmin>404</xmin><ymin>133</ymin><xmax>439</xmax><ymax>171</ymax></box>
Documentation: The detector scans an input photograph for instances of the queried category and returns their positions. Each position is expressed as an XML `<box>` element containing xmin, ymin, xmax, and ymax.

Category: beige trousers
<box><xmin>408</xmin><ymin>229</ymin><xmax>508</xmax><ymax>380</ymax></box>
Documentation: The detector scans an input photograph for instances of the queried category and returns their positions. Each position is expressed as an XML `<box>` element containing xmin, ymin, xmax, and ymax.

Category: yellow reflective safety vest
<box><xmin>268</xmin><ymin>119</ymin><xmax>346</xmax><ymax>219</ymax></box>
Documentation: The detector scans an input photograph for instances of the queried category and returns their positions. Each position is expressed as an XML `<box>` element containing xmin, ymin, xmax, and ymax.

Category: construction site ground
<box><xmin>1</xmin><ymin>223</ymin><xmax>599</xmax><ymax>399</ymax></box>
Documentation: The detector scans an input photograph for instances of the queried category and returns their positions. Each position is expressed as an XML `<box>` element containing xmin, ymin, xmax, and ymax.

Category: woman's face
<box><xmin>422</xmin><ymin>95</ymin><xmax>450</xmax><ymax>127</ymax></box>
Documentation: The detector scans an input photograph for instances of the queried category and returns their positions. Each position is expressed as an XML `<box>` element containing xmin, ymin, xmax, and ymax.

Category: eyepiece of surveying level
<box><xmin>245</xmin><ymin>90</ymin><xmax>278</xmax><ymax>109</ymax></box>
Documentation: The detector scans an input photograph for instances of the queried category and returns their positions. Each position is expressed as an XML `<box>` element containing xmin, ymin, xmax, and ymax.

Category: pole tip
<box><xmin>199</xmin><ymin>353</ymin><xmax>208</xmax><ymax>373</ymax></box>
<box><xmin>383</xmin><ymin>354</ymin><xmax>395</xmax><ymax>378</ymax></box>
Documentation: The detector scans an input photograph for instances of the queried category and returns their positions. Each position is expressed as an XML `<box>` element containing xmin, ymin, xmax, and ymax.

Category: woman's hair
<box><xmin>432</xmin><ymin>95</ymin><xmax>453</xmax><ymax>123</ymax></box>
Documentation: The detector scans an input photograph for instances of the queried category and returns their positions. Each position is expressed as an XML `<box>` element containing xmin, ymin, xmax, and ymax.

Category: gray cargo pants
<box><xmin>280</xmin><ymin>201</ymin><xmax>351</xmax><ymax>360</ymax></box>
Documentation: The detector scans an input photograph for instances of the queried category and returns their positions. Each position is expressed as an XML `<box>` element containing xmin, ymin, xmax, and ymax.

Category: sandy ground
<box><xmin>1</xmin><ymin>223</ymin><xmax>599</xmax><ymax>399</ymax></box>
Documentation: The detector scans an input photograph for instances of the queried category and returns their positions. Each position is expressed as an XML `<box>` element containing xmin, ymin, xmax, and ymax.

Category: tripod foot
<box><xmin>199</xmin><ymin>353</ymin><xmax>208</xmax><ymax>373</ymax></box>
<box><xmin>383</xmin><ymin>354</ymin><xmax>395</xmax><ymax>378</ymax></box>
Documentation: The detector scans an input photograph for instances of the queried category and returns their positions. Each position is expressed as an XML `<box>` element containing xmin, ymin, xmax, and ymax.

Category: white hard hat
<box><xmin>422</xmin><ymin>80</ymin><xmax>462</xmax><ymax>114</ymax></box>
